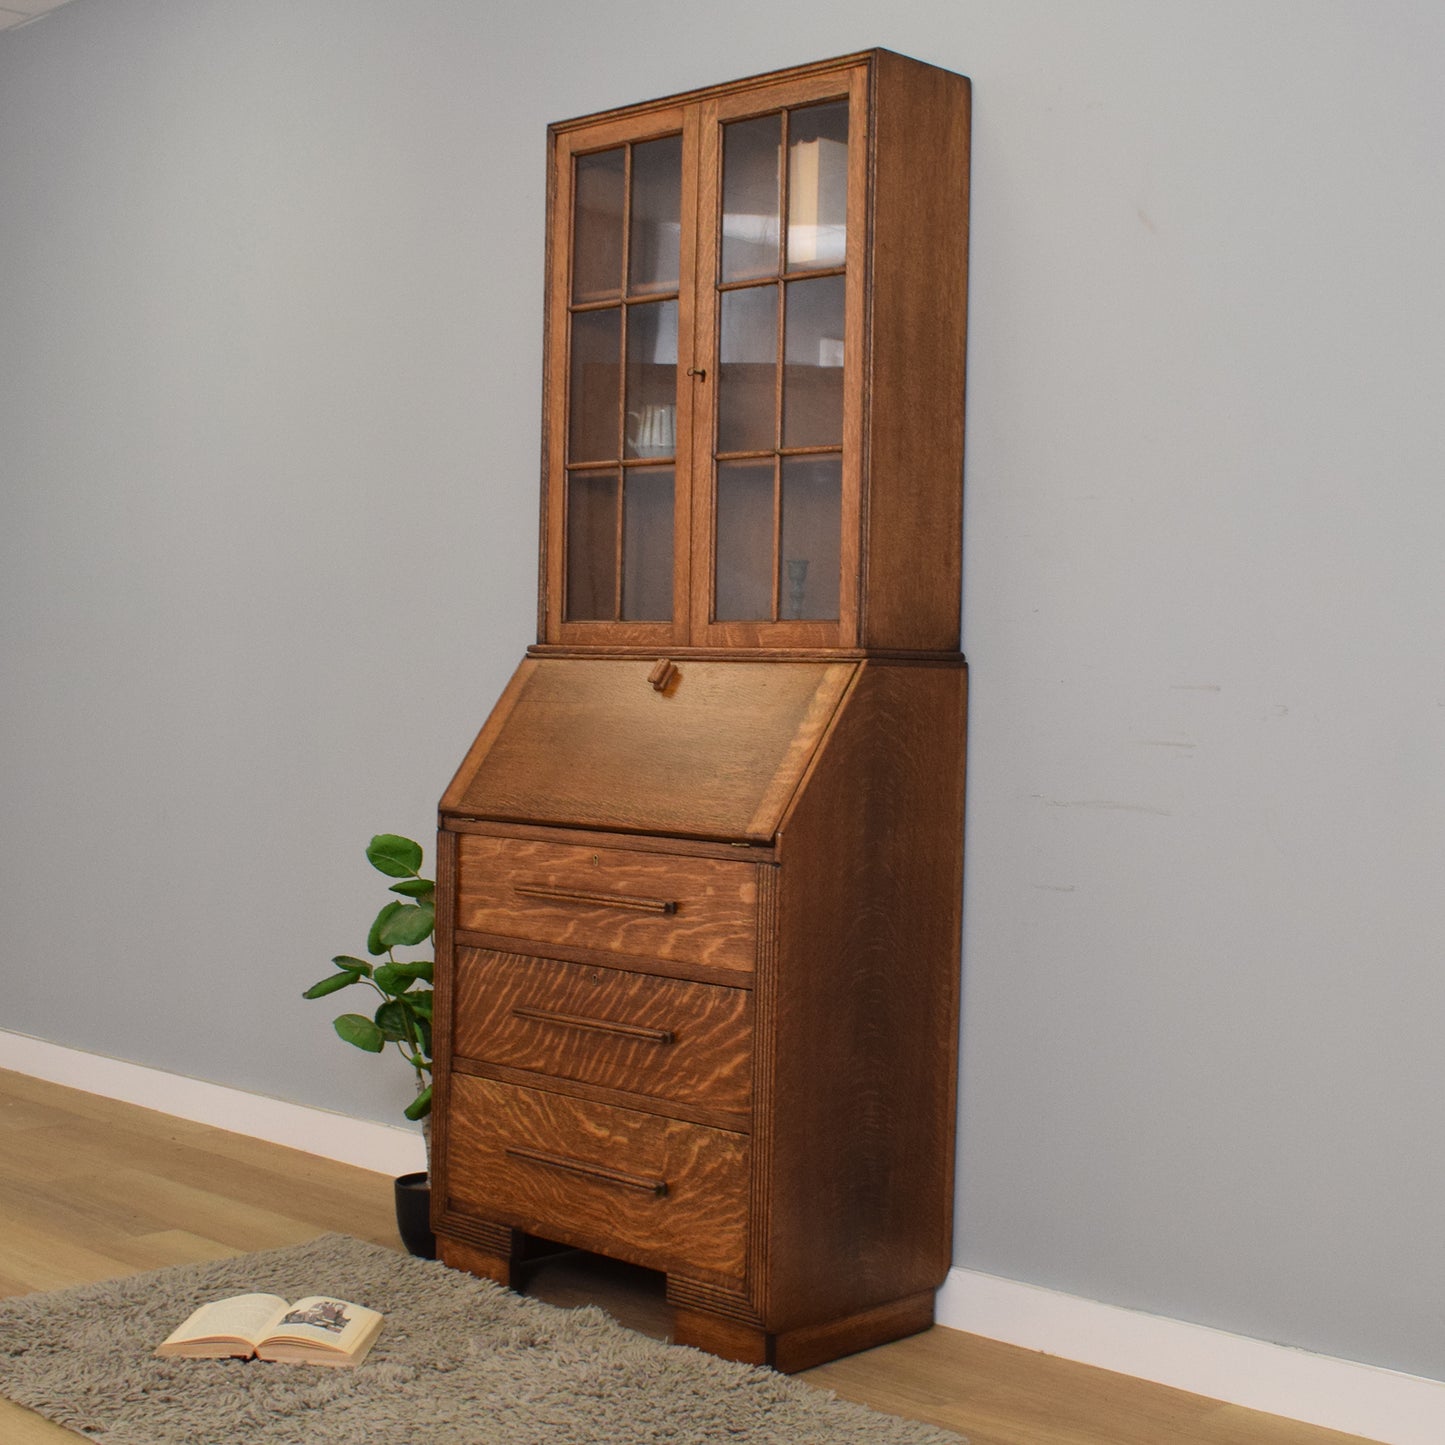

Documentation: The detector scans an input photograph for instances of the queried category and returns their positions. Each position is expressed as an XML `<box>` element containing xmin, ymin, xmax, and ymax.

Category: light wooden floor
<box><xmin>0</xmin><ymin>1068</ymin><xmax>1380</xmax><ymax>1445</ymax></box>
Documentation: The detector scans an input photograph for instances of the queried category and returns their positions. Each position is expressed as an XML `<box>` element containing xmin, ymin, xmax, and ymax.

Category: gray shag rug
<box><xmin>0</xmin><ymin>1232</ymin><xmax>965</xmax><ymax>1444</ymax></box>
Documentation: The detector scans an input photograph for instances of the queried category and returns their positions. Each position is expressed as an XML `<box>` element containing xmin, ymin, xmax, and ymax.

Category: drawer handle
<box><xmin>505</xmin><ymin>1144</ymin><xmax>668</xmax><ymax>1197</ymax></box>
<box><xmin>512</xmin><ymin>883</ymin><xmax>678</xmax><ymax>915</ymax></box>
<box><xmin>511</xmin><ymin>1005</ymin><xmax>675</xmax><ymax>1046</ymax></box>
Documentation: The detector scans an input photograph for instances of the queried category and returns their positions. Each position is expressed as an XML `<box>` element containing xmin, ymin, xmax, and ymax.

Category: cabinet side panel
<box><xmin>862</xmin><ymin>55</ymin><xmax>970</xmax><ymax>651</ymax></box>
<box><xmin>765</xmin><ymin>659</ymin><xmax>966</xmax><ymax>1331</ymax></box>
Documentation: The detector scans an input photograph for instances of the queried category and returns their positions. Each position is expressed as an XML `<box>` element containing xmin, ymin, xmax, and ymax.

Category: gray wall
<box><xmin>2</xmin><ymin>0</ymin><xmax>1441</xmax><ymax>1384</ymax></box>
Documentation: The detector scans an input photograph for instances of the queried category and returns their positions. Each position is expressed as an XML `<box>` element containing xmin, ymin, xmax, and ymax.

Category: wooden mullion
<box><xmin>718</xmin><ymin>267</ymin><xmax>843</xmax><ymax>293</ymax></box>
<box><xmin>778</xmin><ymin>443</ymin><xmax>844</xmax><ymax>458</ymax></box>
<box><xmin>771</xmin><ymin>280</ymin><xmax>787</xmax><ymax>459</ymax></box>
<box><xmin>620</xmin><ymin>143</ymin><xmax>634</xmax><ymax>297</ymax></box>
<box><xmin>615</xmin><ymin>142</ymin><xmax>633</xmax><ymax>625</ymax></box>
<box><xmin>770</xmin><ymin>454</ymin><xmax>783</xmax><ymax>622</ymax></box>
<box><xmin>770</xmin><ymin>278</ymin><xmax>785</xmax><ymax>624</ymax></box>
<box><xmin>670</xmin><ymin>104</ymin><xmax>701</xmax><ymax>645</ymax></box>
<box><xmin>615</xmin><ymin>143</ymin><xmax>632</xmax><ymax>623</ymax></box>
<box><xmin>612</xmin><ymin>298</ymin><xmax>627</xmax><ymax>625</ymax></box>
<box><xmin>572</xmin><ymin>292</ymin><xmax>674</xmax><ymax>314</ymax></box>
<box><xmin>777</xmin><ymin>105</ymin><xmax>791</xmax><ymax>278</ymax></box>
<box><xmin>612</xmin><ymin>468</ymin><xmax>626</xmax><ymax>623</ymax></box>
<box><xmin>715</xmin><ymin>447</ymin><xmax>777</xmax><ymax>463</ymax></box>
<box><xmin>772</xmin><ymin>107</ymin><xmax>790</xmax><ymax>626</ymax></box>
<box><xmin>689</xmin><ymin>98</ymin><xmax>724</xmax><ymax>642</ymax></box>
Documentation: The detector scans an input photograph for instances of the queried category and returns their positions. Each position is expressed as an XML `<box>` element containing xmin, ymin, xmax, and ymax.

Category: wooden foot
<box><xmin>672</xmin><ymin>1306</ymin><xmax>771</xmax><ymax>1365</ymax></box>
<box><xmin>438</xmin><ymin>1229</ymin><xmax>514</xmax><ymax>1287</ymax></box>
<box><xmin>672</xmin><ymin>1289</ymin><xmax>936</xmax><ymax>1373</ymax></box>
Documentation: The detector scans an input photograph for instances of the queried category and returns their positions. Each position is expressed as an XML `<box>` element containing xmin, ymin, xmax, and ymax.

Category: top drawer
<box><xmin>453</xmin><ymin>834</ymin><xmax>758</xmax><ymax>976</ymax></box>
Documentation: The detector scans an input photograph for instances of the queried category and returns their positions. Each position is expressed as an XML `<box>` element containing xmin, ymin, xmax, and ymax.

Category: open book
<box><xmin>154</xmin><ymin>1293</ymin><xmax>383</xmax><ymax>1367</ymax></box>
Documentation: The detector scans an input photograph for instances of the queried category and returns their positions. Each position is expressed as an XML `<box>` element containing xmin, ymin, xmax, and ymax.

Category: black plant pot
<box><xmin>394</xmin><ymin>1171</ymin><xmax>436</xmax><ymax>1259</ymax></box>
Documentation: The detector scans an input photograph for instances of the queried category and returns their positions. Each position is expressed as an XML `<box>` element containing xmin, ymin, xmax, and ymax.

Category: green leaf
<box><xmin>302</xmin><ymin>972</ymin><xmax>361</xmax><ymax>1000</ymax></box>
<box><xmin>388</xmin><ymin>959</ymin><xmax>433</xmax><ymax>984</ymax></box>
<box><xmin>367</xmin><ymin>834</ymin><xmax>424</xmax><ymax>879</ymax></box>
<box><xmin>377</xmin><ymin>901</ymin><xmax>435</xmax><ymax>950</ymax></box>
<box><xmin>403</xmin><ymin>1084</ymin><xmax>433</xmax><ymax>1121</ymax></box>
<box><xmin>388</xmin><ymin>878</ymin><xmax>435</xmax><ymax>900</ymax></box>
<box><xmin>331</xmin><ymin>955</ymin><xmax>373</xmax><ymax>977</ymax></box>
<box><xmin>367</xmin><ymin>900</ymin><xmax>403</xmax><ymax>956</ymax></box>
<box><xmin>333</xmin><ymin>1013</ymin><xmax>385</xmax><ymax>1052</ymax></box>
<box><xmin>414</xmin><ymin>1017</ymin><xmax>433</xmax><ymax>1057</ymax></box>
<box><xmin>372</xmin><ymin>963</ymin><xmax>415</xmax><ymax>996</ymax></box>
<box><xmin>374</xmin><ymin>999</ymin><xmax>412</xmax><ymax>1042</ymax></box>
<box><xmin>407</xmin><ymin>989</ymin><xmax>434</xmax><ymax>1019</ymax></box>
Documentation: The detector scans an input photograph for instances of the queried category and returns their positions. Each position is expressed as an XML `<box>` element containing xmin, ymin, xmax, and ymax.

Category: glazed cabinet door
<box><xmin>543</xmin><ymin>105</ymin><xmax>701</xmax><ymax>648</ymax></box>
<box><xmin>689</xmin><ymin>67</ymin><xmax>866</xmax><ymax>649</ymax></box>
<box><xmin>542</xmin><ymin>59</ymin><xmax>870</xmax><ymax>649</ymax></box>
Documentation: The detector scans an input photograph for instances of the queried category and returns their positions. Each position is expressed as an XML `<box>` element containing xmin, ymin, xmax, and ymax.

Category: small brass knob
<box><xmin>647</xmin><ymin>659</ymin><xmax>679</xmax><ymax>694</ymax></box>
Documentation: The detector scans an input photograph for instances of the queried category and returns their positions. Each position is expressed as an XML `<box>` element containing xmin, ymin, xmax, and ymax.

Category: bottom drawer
<box><xmin>444</xmin><ymin>1075</ymin><xmax>749</xmax><ymax>1282</ymax></box>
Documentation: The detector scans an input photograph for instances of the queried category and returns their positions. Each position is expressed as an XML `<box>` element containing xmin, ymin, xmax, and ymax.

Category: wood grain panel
<box><xmin>445</xmin><ymin>1075</ymin><xmax>749</xmax><ymax>1280</ymax></box>
<box><xmin>861</xmin><ymin>52</ymin><xmax>971</xmax><ymax>650</ymax></box>
<box><xmin>443</xmin><ymin>656</ymin><xmax>853</xmax><ymax>842</ymax></box>
<box><xmin>764</xmin><ymin>658</ymin><xmax>967</xmax><ymax>1332</ymax></box>
<box><xmin>455</xmin><ymin>833</ymin><xmax>758</xmax><ymax>973</ymax></box>
<box><xmin>452</xmin><ymin>948</ymin><xmax>752</xmax><ymax>1112</ymax></box>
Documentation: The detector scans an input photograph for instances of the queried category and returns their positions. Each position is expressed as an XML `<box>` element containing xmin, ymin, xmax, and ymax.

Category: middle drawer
<box><xmin>452</xmin><ymin>948</ymin><xmax>753</xmax><ymax>1115</ymax></box>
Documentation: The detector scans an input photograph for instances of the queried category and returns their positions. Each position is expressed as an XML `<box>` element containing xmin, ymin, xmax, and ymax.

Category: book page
<box><xmin>261</xmin><ymin>1296</ymin><xmax>382</xmax><ymax>1352</ymax></box>
<box><xmin>159</xmin><ymin>1293</ymin><xmax>289</xmax><ymax>1350</ymax></box>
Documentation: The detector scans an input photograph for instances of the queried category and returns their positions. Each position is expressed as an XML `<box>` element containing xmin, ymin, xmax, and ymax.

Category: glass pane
<box><xmin>780</xmin><ymin>456</ymin><xmax>841</xmax><ymax>620</ymax></box>
<box><xmin>786</xmin><ymin>101</ymin><xmax>848</xmax><ymax>272</ymax></box>
<box><xmin>569</xmin><ymin>308</ymin><xmax>621</xmax><ymax>463</ymax></box>
<box><xmin>717</xmin><ymin>285</ymin><xmax>777</xmax><ymax>454</ymax></box>
<box><xmin>624</xmin><ymin>299</ymin><xmax>678</xmax><ymax>459</ymax></box>
<box><xmin>782</xmin><ymin>274</ymin><xmax>845</xmax><ymax>449</ymax></box>
<box><xmin>622</xmin><ymin>467</ymin><xmax>674</xmax><ymax>621</ymax></box>
<box><xmin>721</xmin><ymin>114</ymin><xmax>781</xmax><ymax>282</ymax></box>
<box><xmin>715</xmin><ymin>459</ymin><xmax>775</xmax><ymax>620</ymax></box>
<box><xmin>629</xmin><ymin>135</ymin><xmax>682</xmax><ymax>295</ymax></box>
<box><xmin>572</xmin><ymin>149</ymin><xmax>626</xmax><ymax>302</ymax></box>
<box><xmin>565</xmin><ymin>471</ymin><xmax>619</xmax><ymax>620</ymax></box>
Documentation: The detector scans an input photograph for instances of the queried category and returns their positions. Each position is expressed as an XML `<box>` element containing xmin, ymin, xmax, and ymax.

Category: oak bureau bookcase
<box><xmin>432</xmin><ymin>48</ymin><xmax>970</xmax><ymax>1372</ymax></box>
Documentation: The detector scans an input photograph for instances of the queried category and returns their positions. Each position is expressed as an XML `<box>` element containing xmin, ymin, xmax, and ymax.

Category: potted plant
<box><xmin>303</xmin><ymin>833</ymin><xmax>436</xmax><ymax>1257</ymax></box>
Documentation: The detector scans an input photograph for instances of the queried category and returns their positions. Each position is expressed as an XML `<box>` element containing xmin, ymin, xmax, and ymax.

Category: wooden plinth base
<box><xmin>438</xmin><ymin>1231</ymin><xmax>934</xmax><ymax>1374</ymax></box>
<box><xmin>673</xmin><ymin>1289</ymin><xmax>934</xmax><ymax>1373</ymax></box>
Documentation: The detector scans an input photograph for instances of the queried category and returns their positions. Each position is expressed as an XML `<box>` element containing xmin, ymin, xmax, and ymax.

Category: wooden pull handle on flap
<box><xmin>647</xmin><ymin>658</ymin><xmax>679</xmax><ymax>693</ymax></box>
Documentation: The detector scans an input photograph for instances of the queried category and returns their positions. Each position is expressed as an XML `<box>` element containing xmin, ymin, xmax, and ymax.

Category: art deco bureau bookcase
<box><xmin>432</xmin><ymin>49</ymin><xmax>970</xmax><ymax>1372</ymax></box>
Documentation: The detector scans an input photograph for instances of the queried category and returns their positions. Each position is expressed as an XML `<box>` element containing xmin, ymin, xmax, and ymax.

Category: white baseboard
<box><xmin>0</xmin><ymin>1030</ymin><xmax>426</xmax><ymax>1178</ymax></box>
<box><xmin>937</xmin><ymin>1267</ymin><xmax>1444</xmax><ymax>1445</ymax></box>
<box><xmin>4</xmin><ymin>1030</ymin><xmax>1439</xmax><ymax>1444</ymax></box>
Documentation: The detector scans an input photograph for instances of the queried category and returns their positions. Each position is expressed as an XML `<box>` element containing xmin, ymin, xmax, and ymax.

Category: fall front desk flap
<box><xmin>440</xmin><ymin>657</ymin><xmax>857</xmax><ymax>844</ymax></box>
